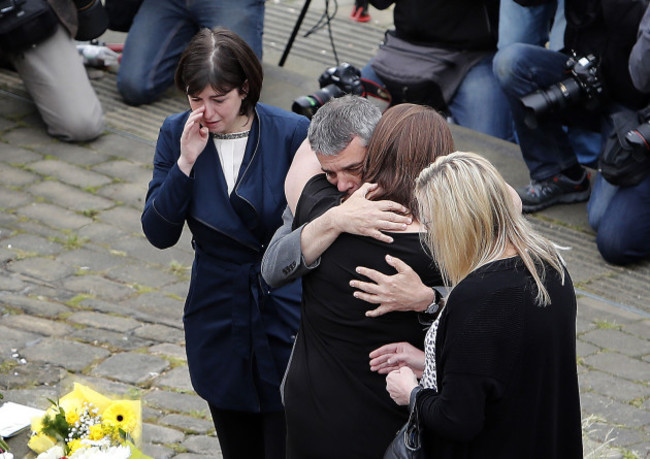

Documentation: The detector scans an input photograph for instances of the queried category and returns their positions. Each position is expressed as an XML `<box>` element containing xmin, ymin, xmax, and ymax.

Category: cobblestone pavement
<box><xmin>1</xmin><ymin>2</ymin><xmax>649</xmax><ymax>457</ymax></box>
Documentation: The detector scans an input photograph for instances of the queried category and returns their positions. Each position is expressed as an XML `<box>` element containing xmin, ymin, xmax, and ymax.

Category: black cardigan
<box><xmin>416</xmin><ymin>257</ymin><xmax>583</xmax><ymax>458</ymax></box>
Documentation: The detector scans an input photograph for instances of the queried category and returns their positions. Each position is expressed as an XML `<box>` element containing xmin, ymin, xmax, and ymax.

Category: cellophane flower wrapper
<box><xmin>28</xmin><ymin>383</ymin><xmax>150</xmax><ymax>459</ymax></box>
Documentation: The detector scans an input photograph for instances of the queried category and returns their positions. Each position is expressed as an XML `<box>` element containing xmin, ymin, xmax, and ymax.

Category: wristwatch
<box><xmin>424</xmin><ymin>287</ymin><xmax>440</xmax><ymax>315</ymax></box>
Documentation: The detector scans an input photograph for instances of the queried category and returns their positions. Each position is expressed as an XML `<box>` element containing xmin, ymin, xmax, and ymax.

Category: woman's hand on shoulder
<box><xmin>369</xmin><ymin>342</ymin><xmax>425</xmax><ymax>378</ymax></box>
<box><xmin>178</xmin><ymin>107</ymin><xmax>209</xmax><ymax>176</ymax></box>
<box><xmin>386</xmin><ymin>367</ymin><xmax>418</xmax><ymax>406</ymax></box>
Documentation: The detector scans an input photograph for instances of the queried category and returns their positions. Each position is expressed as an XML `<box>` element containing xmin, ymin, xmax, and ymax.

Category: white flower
<box><xmin>68</xmin><ymin>445</ymin><xmax>131</xmax><ymax>459</ymax></box>
<box><xmin>36</xmin><ymin>446</ymin><xmax>65</xmax><ymax>459</ymax></box>
<box><xmin>0</xmin><ymin>452</ymin><xmax>15</xmax><ymax>459</ymax></box>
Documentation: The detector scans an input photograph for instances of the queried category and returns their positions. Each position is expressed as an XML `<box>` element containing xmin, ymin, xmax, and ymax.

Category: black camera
<box><xmin>292</xmin><ymin>63</ymin><xmax>365</xmax><ymax>119</ymax></box>
<box><xmin>0</xmin><ymin>0</ymin><xmax>21</xmax><ymax>16</ymax></box>
<box><xmin>520</xmin><ymin>53</ymin><xmax>604</xmax><ymax>128</ymax></box>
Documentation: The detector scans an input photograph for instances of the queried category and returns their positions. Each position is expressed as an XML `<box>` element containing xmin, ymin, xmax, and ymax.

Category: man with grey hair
<box><xmin>262</xmin><ymin>96</ymin><xmax>439</xmax><ymax>316</ymax></box>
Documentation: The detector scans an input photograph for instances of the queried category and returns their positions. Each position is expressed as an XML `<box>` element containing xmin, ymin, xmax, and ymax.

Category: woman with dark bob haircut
<box><xmin>141</xmin><ymin>27</ymin><xmax>309</xmax><ymax>459</ymax></box>
<box><xmin>282</xmin><ymin>103</ymin><xmax>453</xmax><ymax>458</ymax></box>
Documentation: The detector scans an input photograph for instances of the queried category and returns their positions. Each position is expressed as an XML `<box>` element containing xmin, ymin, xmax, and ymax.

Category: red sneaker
<box><xmin>350</xmin><ymin>5</ymin><xmax>371</xmax><ymax>22</ymax></box>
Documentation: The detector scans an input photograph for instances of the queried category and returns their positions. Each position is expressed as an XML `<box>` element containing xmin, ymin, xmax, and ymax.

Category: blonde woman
<box><xmin>371</xmin><ymin>152</ymin><xmax>583</xmax><ymax>457</ymax></box>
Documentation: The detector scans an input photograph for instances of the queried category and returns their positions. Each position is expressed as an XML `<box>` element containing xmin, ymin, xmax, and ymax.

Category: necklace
<box><xmin>211</xmin><ymin>130</ymin><xmax>250</xmax><ymax>140</ymax></box>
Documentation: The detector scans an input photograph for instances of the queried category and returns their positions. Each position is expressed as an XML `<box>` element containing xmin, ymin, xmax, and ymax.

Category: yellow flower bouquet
<box><xmin>28</xmin><ymin>383</ymin><xmax>151</xmax><ymax>459</ymax></box>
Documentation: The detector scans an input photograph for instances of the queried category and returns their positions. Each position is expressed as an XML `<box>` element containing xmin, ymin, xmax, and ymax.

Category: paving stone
<box><xmin>584</xmin><ymin>352</ymin><xmax>650</xmax><ymax>383</ymax></box>
<box><xmin>67</xmin><ymin>311</ymin><xmax>141</xmax><ymax>332</ymax></box>
<box><xmin>111</xmin><ymin>232</ymin><xmax>194</xmax><ymax>267</ymax></box>
<box><xmin>142</xmin><ymin>422</ymin><xmax>185</xmax><ymax>444</ymax></box>
<box><xmin>173</xmin><ymin>454</ymin><xmax>218</xmax><ymax>459</ymax></box>
<box><xmin>77</xmin><ymin>221</ymin><xmax>130</xmax><ymax>244</ymax></box>
<box><xmin>1</xmin><ymin>386</ymin><xmax>59</xmax><ymax>410</ymax></box>
<box><xmin>181</xmin><ymin>435</ymin><xmax>221</xmax><ymax>455</ymax></box>
<box><xmin>143</xmin><ymin>405</ymin><xmax>163</xmax><ymax>421</ymax></box>
<box><xmin>140</xmin><ymin>443</ymin><xmax>174</xmax><ymax>459</ymax></box>
<box><xmin>149</xmin><ymin>343</ymin><xmax>187</xmax><ymax>360</ymax></box>
<box><xmin>579</xmin><ymin>369</ymin><xmax>649</xmax><ymax>404</ymax></box>
<box><xmin>133</xmin><ymin>324</ymin><xmax>185</xmax><ymax>344</ymax></box>
<box><xmin>622</xmin><ymin>320</ymin><xmax>650</xmax><ymax>340</ymax></box>
<box><xmin>0</xmin><ymin>272</ymin><xmax>27</xmax><ymax>292</ymax></box>
<box><xmin>62</xmin><ymin>274</ymin><xmax>135</xmax><ymax>302</ymax></box>
<box><xmin>6</xmin><ymin>218</ymin><xmax>67</xmax><ymax>240</ymax></box>
<box><xmin>26</xmin><ymin>159</ymin><xmax>113</xmax><ymax>188</ymax></box>
<box><xmin>20</xmin><ymin>337</ymin><xmax>110</xmax><ymax>371</ymax></box>
<box><xmin>0</xmin><ymin>362</ymin><xmax>67</xmax><ymax>389</ymax></box>
<box><xmin>0</xmin><ymin>314</ymin><xmax>73</xmax><ymax>337</ymax></box>
<box><xmin>0</xmin><ymin>294</ymin><xmax>70</xmax><ymax>317</ymax></box>
<box><xmin>17</xmin><ymin>202</ymin><xmax>93</xmax><ymax>230</ymax></box>
<box><xmin>576</xmin><ymin>339</ymin><xmax>600</xmax><ymax>358</ymax></box>
<box><xmin>95</xmin><ymin>206</ymin><xmax>145</xmax><ymax>235</ymax></box>
<box><xmin>581</xmin><ymin>328</ymin><xmax>650</xmax><ymax>357</ymax></box>
<box><xmin>79</xmin><ymin>297</ymin><xmax>130</xmax><ymax>315</ymax></box>
<box><xmin>0</xmin><ymin>324</ymin><xmax>41</xmax><ymax>354</ymax></box>
<box><xmin>7</xmin><ymin>257</ymin><xmax>75</xmax><ymax>282</ymax></box>
<box><xmin>581</xmin><ymin>391</ymin><xmax>650</xmax><ymax>429</ymax></box>
<box><xmin>2</xmin><ymin>125</ymin><xmax>54</xmax><ymax>147</ymax></box>
<box><xmin>97</xmin><ymin>182</ymin><xmax>147</xmax><ymax>208</ymax></box>
<box><xmin>92</xmin><ymin>159</ymin><xmax>152</xmax><ymax>183</ymax></box>
<box><xmin>70</xmin><ymin>327</ymin><xmax>152</xmax><ymax>351</ymax></box>
<box><xmin>37</xmin><ymin>141</ymin><xmax>109</xmax><ymax>166</ymax></box>
<box><xmin>92</xmin><ymin>352</ymin><xmax>169</xmax><ymax>384</ymax></box>
<box><xmin>159</xmin><ymin>414</ymin><xmax>214</xmax><ymax>435</ymax></box>
<box><xmin>0</xmin><ymin>116</ymin><xmax>17</xmax><ymax>132</ymax></box>
<box><xmin>578</xmin><ymin>296</ymin><xmax>643</xmax><ymax>324</ymax></box>
<box><xmin>123</xmin><ymin>291</ymin><xmax>184</xmax><ymax>328</ymax></box>
<box><xmin>0</xmin><ymin>186</ymin><xmax>34</xmax><ymax>208</ymax></box>
<box><xmin>27</xmin><ymin>180</ymin><xmax>114</xmax><ymax>211</ymax></box>
<box><xmin>164</xmin><ymin>281</ymin><xmax>192</xmax><ymax>299</ymax></box>
<box><xmin>88</xmin><ymin>131</ymin><xmax>154</xmax><ymax>165</ymax></box>
<box><xmin>2</xmin><ymin>233</ymin><xmax>63</xmax><ymax>256</ymax></box>
<box><xmin>144</xmin><ymin>389</ymin><xmax>208</xmax><ymax>415</ymax></box>
<box><xmin>0</xmin><ymin>163</ymin><xmax>40</xmax><ymax>186</ymax></box>
<box><xmin>56</xmin><ymin>247</ymin><xmax>131</xmax><ymax>272</ymax></box>
<box><xmin>156</xmin><ymin>366</ymin><xmax>194</xmax><ymax>392</ymax></box>
<box><xmin>106</xmin><ymin>261</ymin><xmax>180</xmax><ymax>289</ymax></box>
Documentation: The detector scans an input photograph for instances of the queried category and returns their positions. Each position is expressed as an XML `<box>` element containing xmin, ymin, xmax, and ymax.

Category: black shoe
<box><xmin>518</xmin><ymin>171</ymin><xmax>591</xmax><ymax>213</ymax></box>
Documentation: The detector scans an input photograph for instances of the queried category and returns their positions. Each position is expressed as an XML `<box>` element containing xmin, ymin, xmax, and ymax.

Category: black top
<box><xmin>284</xmin><ymin>175</ymin><xmax>443</xmax><ymax>458</ymax></box>
<box><xmin>417</xmin><ymin>256</ymin><xmax>583</xmax><ymax>458</ymax></box>
<box><xmin>369</xmin><ymin>0</ymin><xmax>499</xmax><ymax>50</ymax></box>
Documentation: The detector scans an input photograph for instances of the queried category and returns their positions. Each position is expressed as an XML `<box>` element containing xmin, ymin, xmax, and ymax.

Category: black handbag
<box><xmin>0</xmin><ymin>0</ymin><xmax>58</xmax><ymax>53</ymax></box>
<box><xmin>598</xmin><ymin>106</ymin><xmax>650</xmax><ymax>187</ymax></box>
<box><xmin>384</xmin><ymin>402</ymin><xmax>426</xmax><ymax>459</ymax></box>
<box><xmin>104</xmin><ymin>0</ymin><xmax>143</xmax><ymax>32</ymax></box>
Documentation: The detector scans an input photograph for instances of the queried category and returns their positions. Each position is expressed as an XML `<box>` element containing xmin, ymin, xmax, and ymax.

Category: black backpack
<box><xmin>598</xmin><ymin>106</ymin><xmax>650</xmax><ymax>187</ymax></box>
<box><xmin>0</xmin><ymin>0</ymin><xmax>58</xmax><ymax>53</ymax></box>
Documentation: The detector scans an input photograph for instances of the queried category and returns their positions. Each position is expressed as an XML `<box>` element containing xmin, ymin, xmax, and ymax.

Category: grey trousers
<box><xmin>10</xmin><ymin>24</ymin><xmax>105</xmax><ymax>142</ymax></box>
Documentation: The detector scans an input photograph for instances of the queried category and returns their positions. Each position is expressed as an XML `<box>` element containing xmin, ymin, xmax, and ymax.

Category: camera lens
<box><xmin>520</xmin><ymin>77</ymin><xmax>582</xmax><ymax>128</ymax></box>
<box><xmin>291</xmin><ymin>84</ymin><xmax>346</xmax><ymax>119</ymax></box>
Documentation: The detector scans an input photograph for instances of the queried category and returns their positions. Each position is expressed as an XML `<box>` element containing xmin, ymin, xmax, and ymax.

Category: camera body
<box><xmin>0</xmin><ymin>0</ymin><xmax>20</xmax><ymax>16</ymax></box>
<box><xmin>292</xmin><ymin>63</ymin><xmax>365</xmax><ymax>119</ymax></box>
<box><xmin>520</xmin><ymin>53</ymin><xmax>604</xmax><ymax>128</ymax></box>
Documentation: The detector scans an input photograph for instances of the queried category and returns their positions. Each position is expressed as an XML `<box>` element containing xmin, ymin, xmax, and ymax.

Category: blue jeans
<box><xmin>362</xmin><ymin>55</ymin><xmax>514</xmax><ymax>141</ymax></box>
<box><xmin>117</xmin><ymin>0</ymin><xmax>265</xmax><ymax>106</ymax></box>
<box><xmin>493</xmin><ymin>43</ymin><xmax>605</xmax><ymax>180</ymax></box>
<box><xmin>588</xmin><ymin>173</ymin><xmax>650</xmax><ymax>265</ymax></box>
<box><xmin>497</xmin><ymin>0</ymin><xmax>565</xmax><ymax>51</ymax></box>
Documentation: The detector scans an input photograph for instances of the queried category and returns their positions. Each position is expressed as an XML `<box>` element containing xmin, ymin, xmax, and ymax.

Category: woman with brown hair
<box><xmin>141</xmin><ymin>27</ymin><xmax>309</xmax><ymax>458</ymax></box>
<box><xmin>282</xmin><ymin>103</ymin><xmax>454</xmax><ymax>458</ymax></box>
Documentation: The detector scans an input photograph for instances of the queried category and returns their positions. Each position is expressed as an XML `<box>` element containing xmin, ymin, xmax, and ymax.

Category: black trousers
<box><xmin>209</xmin><ymin>405</ymin><xmax>287</xmax><ymax>459</ymax></box>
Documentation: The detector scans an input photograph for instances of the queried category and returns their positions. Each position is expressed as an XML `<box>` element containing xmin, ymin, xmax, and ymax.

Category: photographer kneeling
<box><xmin>493</xmin><ymin>0</ymin><xmax>650</xmax><ymax>265</ymax></box>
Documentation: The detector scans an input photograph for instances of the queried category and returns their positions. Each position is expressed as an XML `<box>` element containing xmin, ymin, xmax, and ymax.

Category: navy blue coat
<box><xmin>142</xmin><ymin>103</ymin><xmax>310</xmax><ymax>412</ymax></box>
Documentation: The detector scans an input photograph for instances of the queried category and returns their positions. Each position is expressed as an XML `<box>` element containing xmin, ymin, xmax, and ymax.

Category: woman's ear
<box><xmin>240</xmin><ymin>80</ymin><xmax>249</xmax><ymax>99</ymax></box>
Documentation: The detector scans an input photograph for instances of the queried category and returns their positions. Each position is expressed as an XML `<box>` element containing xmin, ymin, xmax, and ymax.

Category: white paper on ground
<box><xmin>0</xmin><ymin>402</ymin><xmax>45</xmax><ymax>437</ymax></box>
